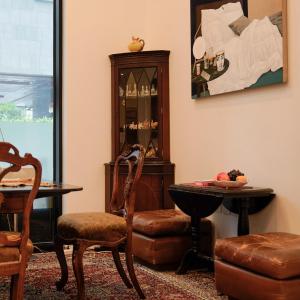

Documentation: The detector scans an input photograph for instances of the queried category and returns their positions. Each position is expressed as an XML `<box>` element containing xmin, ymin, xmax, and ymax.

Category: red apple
<box><xmin>216</xmin><ymin>172</ymin><xmax>230</xmax><ymax>181</ymax></box>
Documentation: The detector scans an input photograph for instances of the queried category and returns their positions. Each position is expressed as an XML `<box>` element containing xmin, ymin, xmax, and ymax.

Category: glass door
<box><xmin>119</xmin><ymin>67</ymin><xmax>159</xmax><ymax>159</ymax></box>
<box><xmin>0</xmin><ymin>0</ymin><xmax>62</xmax><ymax>248</ymax></box>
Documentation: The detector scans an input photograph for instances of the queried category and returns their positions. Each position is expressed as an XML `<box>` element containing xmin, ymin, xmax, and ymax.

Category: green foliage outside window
<box><xmin>0</xmin><ymin>103</ymin><xmax>52</xmax><ymax>122</ymax></box>
<box><xmin>0</xmin><ymin>103</ymin><xmax>22</xmax><ymax>120</ymax></box>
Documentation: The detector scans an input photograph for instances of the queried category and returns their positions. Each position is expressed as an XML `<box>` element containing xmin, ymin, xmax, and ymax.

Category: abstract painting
<box><xmin>190</xmin><ymin>0</ymin><xmax>287</xmax><ymax>99</ymax></box>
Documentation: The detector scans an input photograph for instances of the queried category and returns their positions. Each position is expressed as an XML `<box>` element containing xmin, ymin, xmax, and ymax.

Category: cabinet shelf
<box><xmin>121</xmin><ymin>94</ymin><xmax>158</xmax><ymax>98</ymax></box>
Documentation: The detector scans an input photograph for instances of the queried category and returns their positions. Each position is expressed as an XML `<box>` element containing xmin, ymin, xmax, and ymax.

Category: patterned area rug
<box><xmin>0</xmin><ymin>251</ymin><xmax>226</xmax><ymax>299</ymax></box>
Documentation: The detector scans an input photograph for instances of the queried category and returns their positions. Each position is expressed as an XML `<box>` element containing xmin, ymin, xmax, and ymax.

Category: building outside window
<box><xmin>0</xmin><ymin>0</ymin><xmax>61</xmax><ymax>246</ymax></box>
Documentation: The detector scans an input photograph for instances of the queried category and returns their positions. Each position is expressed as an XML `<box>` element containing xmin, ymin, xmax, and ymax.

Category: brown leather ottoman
<box><xmin>132</xmin><ymin>209</ymin><xmax>214</xmax><ymax>266</ymax></box>
<box><xmin>215</xmin><ymin>232</ymin><xmax>300</xmax><ymax>300</ymax></box>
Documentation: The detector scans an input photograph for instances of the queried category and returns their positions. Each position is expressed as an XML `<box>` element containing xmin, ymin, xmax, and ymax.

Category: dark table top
<box><xmin>168</xmin><ymin>183</ymin><xmax>275</xmax><ymax>219</ymax></box>
<box><xmin>0</xmin><ymin>183</ymin><xmax>83</xmax><ymax>198</ymax></box>
<box><xmin>169</xmin><ymin>184</ymin><xmax>274</xmax><ymax>198</ymax></box>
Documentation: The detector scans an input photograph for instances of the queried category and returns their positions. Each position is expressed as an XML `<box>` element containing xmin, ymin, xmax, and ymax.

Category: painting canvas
<box><xmin>191</xmin><ymin>0</ymin><xmax>287</xmax><ymax>99</ymax></box>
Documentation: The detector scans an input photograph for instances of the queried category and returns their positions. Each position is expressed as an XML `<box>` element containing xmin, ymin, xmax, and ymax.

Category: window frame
<box><xmin>50</xmin><ymin>0</ymin><xmax>63</xmax><ymax>248</ymax></box>
<box><xmin>53</xmin><ymin>0</ymin><xmax>63</xmax><ymax>208</ymax></box>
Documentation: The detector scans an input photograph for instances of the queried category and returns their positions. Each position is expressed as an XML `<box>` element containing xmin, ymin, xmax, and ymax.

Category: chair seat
<box><xmin>215</xmin><ymin>232</ymin><xmax>300</xmax><ymax>280</ymax></box>
<box><xmin>133</xmin><ymin>209</ymin><xmax>191</xmax><ymax>237</ymax></box>
<box><xmin>57</xmin><ymin>212</ymin><xmax>127</xmax><ymax>242</ymax></box>
<box><xmin>0</xmin><ymin>232</ymin><xmax>33</xmax><ymax>264</ymax></box>
<box><xmin>133</xmin><ymin>209</ymin><xmax>213</xmax><ymax>237</ymax></box>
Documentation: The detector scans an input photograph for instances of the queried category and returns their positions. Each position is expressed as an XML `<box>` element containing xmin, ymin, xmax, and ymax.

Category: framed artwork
<box><xmin>190</xmin><ymin>0</ymin><xmax>287</xmax><ymax>99</ymax></box>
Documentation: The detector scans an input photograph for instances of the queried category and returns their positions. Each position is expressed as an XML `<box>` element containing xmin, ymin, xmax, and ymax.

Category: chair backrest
<box><xmin>110</xmin><ymin>144</ymin><xmax>145</xmax><ymax>222</ymax></box>
<box><xmin>0</xmin><ymin>142</ymin><xmax>42</xmax><ymax>250</ymax></box>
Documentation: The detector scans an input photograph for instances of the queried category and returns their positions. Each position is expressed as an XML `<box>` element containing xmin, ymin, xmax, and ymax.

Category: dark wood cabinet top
<box><xmin>109</xmin><ymin>50</ymin><xmax>170</xmax><ymax>60</ymax></box>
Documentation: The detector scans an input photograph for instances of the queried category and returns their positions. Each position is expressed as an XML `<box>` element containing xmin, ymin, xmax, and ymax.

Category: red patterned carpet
<box><xmin>0</xmin><ymin>251</ymin><xmax>225</xmax><ymax>299</ymax></box>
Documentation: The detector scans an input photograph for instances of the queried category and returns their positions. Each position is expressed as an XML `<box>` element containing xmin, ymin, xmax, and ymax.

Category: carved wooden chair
<box><xmin>0</xmin><ymin>142</ymin><xmax>42</xmax><ymax>300</ymax></box>
<box><xmin>55</xmin><ymin>144</ymin><xmax>146</xmax><ymax>299</ymax></box>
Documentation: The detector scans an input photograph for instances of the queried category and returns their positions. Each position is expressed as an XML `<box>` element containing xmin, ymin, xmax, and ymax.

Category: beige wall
<box><xmin>64</xmin><ymin>0</ymin><xmax>300</xmax><ymax>237</ymax></box>
<box><xmin>249</xmin><ymin>0</ymin><xmax>283</xmax><ymax>20</ymax></box>
<box><xmin>63</xmin><ymin>0</ymin><xmax>146</xmax><ymax>212</ymax></box>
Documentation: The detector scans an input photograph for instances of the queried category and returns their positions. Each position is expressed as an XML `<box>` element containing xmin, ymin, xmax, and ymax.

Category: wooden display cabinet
<box><xmin>105</xmin><ymin>51</ymin><xmax>175</xmax><ymax>212</ymax></box>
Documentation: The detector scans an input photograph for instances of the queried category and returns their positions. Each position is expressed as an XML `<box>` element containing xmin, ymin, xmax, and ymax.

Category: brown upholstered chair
<box><xmin>0</xmin><ymin>142</ymin><xmax>42</xmax><ymax>300</ymax></box>
<box><xmin>55</xmin><ymin>144</ymin><xmax>145</xmax><ymax>299</ymax></box>
<box><xmin>215</xmin><ymin>232</ymin><xmax>300</xmax><ymax>300</ymax></box>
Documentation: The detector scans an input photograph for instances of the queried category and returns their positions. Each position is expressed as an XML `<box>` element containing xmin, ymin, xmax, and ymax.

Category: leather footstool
<box><xmin>132</xmin><ymin>209</ymin><xmax>214</xmax><ymax>266</ymax></box>
<box><xmin>215</xmin><ymin>232</ymin><xmax>300</xmax><ymax>300</ymax></box>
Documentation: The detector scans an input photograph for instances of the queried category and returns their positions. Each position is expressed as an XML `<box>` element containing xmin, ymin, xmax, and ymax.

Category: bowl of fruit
<box><xmin>213</xmin><ymin>169</ymin><xmax>247</xmax><ymax>188</ymax></box>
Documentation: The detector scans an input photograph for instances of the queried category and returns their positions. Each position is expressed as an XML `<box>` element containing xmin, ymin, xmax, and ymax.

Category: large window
<box><xmin>0</xmin><ymin>0</ymin><xmax>62</xmax><ymax>247</ymax></box>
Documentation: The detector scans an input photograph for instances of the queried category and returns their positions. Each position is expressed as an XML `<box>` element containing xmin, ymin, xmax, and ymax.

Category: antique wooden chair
<box><xmin>55</xmin><ymin>144</ymin><xmax>145</xmax><ymax>299</ymax></box>
<box><xmin>0</xmin><ymin>142</ymin><xmax>42</xmax><ymax>300</ymax></box>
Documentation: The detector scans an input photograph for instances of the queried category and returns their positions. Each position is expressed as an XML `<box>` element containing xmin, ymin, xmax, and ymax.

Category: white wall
<box><xmin>64</xmin><ymin>0</ymin><xmax>300</xmax><ymax>238</ymax></box>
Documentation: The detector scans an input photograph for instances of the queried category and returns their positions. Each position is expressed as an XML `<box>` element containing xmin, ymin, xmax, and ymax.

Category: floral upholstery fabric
<box><xmin>57</xmin><ymin>212</ymin><xmax>127</xmax><ymax>242</ymax></box>
<box><xmin>0</xmin><ymin>231</ymin><xmax>33</xmax><ymax>263</ymax></box>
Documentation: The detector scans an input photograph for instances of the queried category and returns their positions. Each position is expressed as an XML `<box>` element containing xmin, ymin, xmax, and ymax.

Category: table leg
<box><xmin>238</xmin><ymin>198</ymin><xmax>250</xmax><ymax>236</ymax></box>
<box><xmin>176</xmin><ymin>217</ymin><xmax>214</xmax><ymax>274</ymax></box>
<box><xmin>176</xmin><ymin>248</ymin><xmax>197</xmax><ymax>275</ymax></box>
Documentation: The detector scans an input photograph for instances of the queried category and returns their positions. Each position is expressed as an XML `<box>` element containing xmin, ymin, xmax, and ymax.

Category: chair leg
<box><xmin>54</xmin><ymin>236</ymin><xmax>69</xmax><ymax>291</ymax></box>
<box><xmin>112</xmin><ymin>247</ymin><xmax>133</xmax><ymax>288</ymax></box>
<box><xmin>125</xmin><ymin>245</ymin><xmax>145</xmax><ymax>299</ymax></box>
<box><xmin>10</xmin><ymin>274</ymin><xmax>17</xmax><ymax>300</ymax></box>
<box><xmin>9</xmin><ymin>268</ymin><xmax>26</xmax><ymax>300</ymax></box>
<box><xmin>72</xmin><ymin>241</ymin><xmax>87</xmax><ymax>300</ymax></box>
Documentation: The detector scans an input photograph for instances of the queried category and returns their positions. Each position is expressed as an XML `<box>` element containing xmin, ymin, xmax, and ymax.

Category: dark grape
<box><xmin>227</xmin><ymin>169</ymin><xmax>244</xmax><ymax>181</ymax></box>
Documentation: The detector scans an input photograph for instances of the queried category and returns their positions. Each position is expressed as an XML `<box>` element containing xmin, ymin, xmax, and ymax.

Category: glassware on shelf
<box><xmin>119</xmin><ymin>86</ymin><xmax>124</xmax><ymax>97</ymax></box>
<box><xmin>151</xmin><ymin>84</ymin><xmax>157</xmax><ymax>95</ymax></box>
<box><xmin>151</xmin><ymin>120</ymin><xmax>158</xmax><ymax>129</ymax></box>
<box><xmin>126</xmin><ymin>119</ymin><xmax>158</xmax><ymax>130</ymax></box>
<box><xmin>139</xmin><ymin>85</ymin><xmax>145</xmax><ymax>96</ymax></box>
<box><xmin>128</xmin><ymin>122</ymin><xmax>137</xmax><ymax>130</ymax></box>
<box><xmin>145</xmin><ymin>144</ymin><xmax>158</xmax><ymax>158</ymax></box>
<box><xmin>138</xmin><ymin>85</ymin><xmax>152</xmax><ymax>97</ymax></box>
<box><xmin>133</xmin><ymin>83</ymin><xmax>137</xmax><ymax>96</ymax></box>
<box><xmin>126</xmin><ymin>84</ymin><xmax>135</xmax><ymax>96</ymax></box>
<box><xmin>115</xmin><ymin>59</ymin><xmax>162</xmax><ymax>156</ymax></box>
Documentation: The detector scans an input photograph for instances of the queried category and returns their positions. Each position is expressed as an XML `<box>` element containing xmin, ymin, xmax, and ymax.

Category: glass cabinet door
<box><xmin>119</xmin><ymin>67</ymin><xmax>159</xmax><ymax>159</ymax></box>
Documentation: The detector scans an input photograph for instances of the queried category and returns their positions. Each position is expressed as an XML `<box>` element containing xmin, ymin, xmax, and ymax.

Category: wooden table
<box><xmin>168</xmin><ymin>184</ymin><xmax>275</xmax><ymax>274</ymax></box>
<box><xmin>0</xmin><ymin>184</ymin><xmax>83</xmax><ymax>234</ymax></box>
<box><xmin>0</xmin><ymin>184</ymin><xmax>83</xmax><ymax>213</ymax></box>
